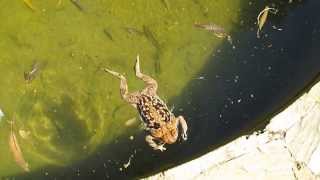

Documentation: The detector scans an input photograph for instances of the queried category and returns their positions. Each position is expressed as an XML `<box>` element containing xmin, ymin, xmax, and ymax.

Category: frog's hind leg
<box><xmin>104</xmin><ymin>68</ymin><xmax>139</xmax><ymax>105</ymax></box>
<box><xmin>145</xmin><ymin>135</ymin><xmax>166</xmax><ymax>151</ymax></box>
<box><xmin>135</xmin><ymin>55</ymin><xmax>158</xmax><ymax>96</ymax></box>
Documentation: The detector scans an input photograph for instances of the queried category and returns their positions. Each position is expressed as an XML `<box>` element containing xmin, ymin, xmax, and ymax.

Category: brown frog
<box><xmin>104</xmin><ymin>55</ymin><xmax>188</xmax><ymax>151</ymax></box>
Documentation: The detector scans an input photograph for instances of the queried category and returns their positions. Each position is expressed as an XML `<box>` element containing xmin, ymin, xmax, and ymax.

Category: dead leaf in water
<box><xmin>8</xmin><ymin>121</ymin><xmax>30</xmax><ymax>172</ymax></box>
<box><xmin>256</xmin><ymin>6</ymin><xmax>278</xmax><ymax>38</ymax></box>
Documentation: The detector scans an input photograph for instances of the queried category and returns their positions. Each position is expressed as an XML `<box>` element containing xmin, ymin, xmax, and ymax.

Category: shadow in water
<box><xmin>42</xmin><ymin>94</ymin><xmax>91</xmax><ymax>151</ymax></box>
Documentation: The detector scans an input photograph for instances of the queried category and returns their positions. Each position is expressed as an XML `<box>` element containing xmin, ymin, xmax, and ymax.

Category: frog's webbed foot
<box><xmin>156</xmin><ymin>144</ymin><xmax>167</xmax><ymax>152</ymax></box>
<box><xmin>104</xmin><ymin>68</ymin><xmax>139</xmax><ymax>104</ymax></box>
<box><xmin>177</xmin><ymin>116</ymin><xmax>188</xmax><ymax>141</ymax></box>
<box><xmin>135</xmin><ymin>55</ymin><xmax>158</xmax><ymax>96</ymax></box>
<box><xmin>145</xmin><ymin>135</ymin><xmax>166</xmax><ymax>151</ymax></box>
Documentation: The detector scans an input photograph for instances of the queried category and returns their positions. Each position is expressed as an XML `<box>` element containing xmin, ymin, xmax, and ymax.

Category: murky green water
<box><xmin>0</xmin><ymin>0</ymin><xmax>241</xmax><ymax>177</ymax></box>
<box><xmin>1</xmin><ymin>0</ymin><xmax>320</xmax><ymax>179</ymax></box>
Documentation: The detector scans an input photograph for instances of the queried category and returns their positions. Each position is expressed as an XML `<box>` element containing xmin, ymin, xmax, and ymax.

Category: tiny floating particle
<box><xmin>195</xmin><ymin>76</ymin><xmax>206</xmax><ymax>80</ymax></box>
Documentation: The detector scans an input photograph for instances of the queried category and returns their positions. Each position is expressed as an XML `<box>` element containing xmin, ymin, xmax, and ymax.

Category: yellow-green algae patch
<box><xmin>0</xmin><ymin>0</ymin><xmax>241</xmax><ymax>176</ymax></box>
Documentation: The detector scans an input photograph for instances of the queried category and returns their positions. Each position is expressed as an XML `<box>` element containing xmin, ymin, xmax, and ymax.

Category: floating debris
<box><xmin>272</xmin><ymin>25</ymin><xmax>283</xmax><ymax>31</ymax></box>
<box><xmin>19</xmin><ymin>129</ymin><xmax>31</xmax><ymax>139</ymax></box>
<box><xmin>56</xmin><ymin>0</ymin><xmax>63</xmax><ymax>8</ymax></box>
<box><xmin>103</xmin><ymin>28</ymin><xmax>114</xmax><ymax>41</ymax></box>
<box><xmin>0</xmin><ymin>108</ymin><xmax>4</xmax><ymax>121</ymax></box>
<box><xmin>194</xmin><ymin>23</ymin><xmax>228</xmax><ymax>38</ymax></box>
<box><xmin>123</xmin><ymin>150</ymin><xmax>136</xmax><ymax>169</ymax></box>
<box><xmin>194</xmin><ymin>22</ymin><xmax>234</xmax><ymax>47</ymax></box>
<box><xmin>143</xmin><ymin>26</ymin><xmax>161</xmax><ymax>51</ymax></box>
<box><xmin>23</xmin><ymin>0</ymin><xmax>36</xmax><ymax>11</ymax></box>
<box><xmin>24</xmin><ymin>61</ymin><xmax>44</xmax><ymax>83</ymax></box>
<box><xmin>195</xmin><ymin>76</ymin><xmax>206</xmax><ymax>80</ymax></box>
<box><xmin>8</xmin><ymin>120</ymin><xmax>30</xmax><ymax>172</ymax></box>
<box><xmin>160</xmin><ymin>0</ymin><xmax>170</xmax><ymax>10</ymax></box>
<box><xmin>256</xmin><ymin>6</ymin><xmax>278</xmax><ymax>38</ymax></box>
<box><xmin>70</xmin><ymin>0</ymin><xmax>85</xmax><ymax>12</ymax></box>
<box><xmin>123</xmin><ymin>27</ymin><xmax>144</xmax><ymax>36</ymax></box>
<box><xmin>143</xmin><ymin>25</ymin><xmax>161</xmax><ymax>74</ymax></box>
<box><xmin>123</xmin><ymin>158</ymin><xmax>131</xmax><ymax>169</ymax></box>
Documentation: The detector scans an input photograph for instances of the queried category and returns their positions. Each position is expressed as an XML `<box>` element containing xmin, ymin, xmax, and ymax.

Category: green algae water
<box><xmin>0</xmin><ymin>0</ymin><xmax>240</xmax><ymax>178</ymax></box>
<box><xmin>1</xmin><ymin>0</ymin><xmax>320</xmax><ymax>179</ymax></box>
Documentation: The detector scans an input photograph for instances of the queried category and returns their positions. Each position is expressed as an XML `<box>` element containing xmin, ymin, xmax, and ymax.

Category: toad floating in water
<box><xmin>104</xmin><ymin>55</ymin><xmax>188</xmax><ymax>151</ymax></box>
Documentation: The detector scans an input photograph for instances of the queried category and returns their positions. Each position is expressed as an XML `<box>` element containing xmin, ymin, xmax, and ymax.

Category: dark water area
<box><xmin>4</xmin><ymin>0</ymin><xmax>320</xmax><ymax>179</ymax></box>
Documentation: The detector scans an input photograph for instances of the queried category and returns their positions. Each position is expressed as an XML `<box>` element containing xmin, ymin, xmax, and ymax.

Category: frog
<box><xmin>104</xmin><ymin>55</ymin><xmax>188</xmax><ymax>151</ymax></box>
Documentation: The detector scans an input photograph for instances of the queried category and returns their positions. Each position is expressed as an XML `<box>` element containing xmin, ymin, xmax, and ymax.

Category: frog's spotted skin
<box><xmin>104</xmin><ymin>55</ymin><xmax>188</xmax><ymax>151</ymax></box>
<box><xmin>137</xmin><ymin>94</ymin><xmax>172</xmax><ymax>127</ymax></box>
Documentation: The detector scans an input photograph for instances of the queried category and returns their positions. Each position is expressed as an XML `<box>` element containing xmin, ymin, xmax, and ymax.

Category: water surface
<box><xmin>0</xmin><ymin>0</ymin><xmax>319</xmax><ymax>179</ymax></box>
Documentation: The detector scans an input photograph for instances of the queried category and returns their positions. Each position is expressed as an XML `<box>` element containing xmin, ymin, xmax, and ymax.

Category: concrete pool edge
<box><xmin>143</xmin><ymin>81</ymin><xmax>320</xmax><ymax>180</ymax></box>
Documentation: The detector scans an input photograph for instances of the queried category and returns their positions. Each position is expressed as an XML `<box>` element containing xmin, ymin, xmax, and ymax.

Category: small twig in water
<box><xmin>70</xmin><ymin>0</ymin><xmax>85</xmax><ymax>12</ymax></box>
<box><xmin>23</xmin><ymin>0</ymin><xmax>37</xmax><ymax>11</ymax></box>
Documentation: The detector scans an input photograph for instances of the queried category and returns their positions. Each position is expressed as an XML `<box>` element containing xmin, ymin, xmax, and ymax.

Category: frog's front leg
<box><xmin>104</xmin><ymin>68</ymin><xmax>139</xmax><ymax>105</ymax></box>
<box><xmin>135</xmin><ymin>55</ymin><xmax>158</xmax><ymax>96</ymax></box>
<box><xmin>177</xmin><ymin>116</ymin><xmax>188</xmax><ymax>140</ymax></box>
<box><xmin>145</xmin><ymin>135</ymin><xmax>166</xmax><ymax>151</ymax></box>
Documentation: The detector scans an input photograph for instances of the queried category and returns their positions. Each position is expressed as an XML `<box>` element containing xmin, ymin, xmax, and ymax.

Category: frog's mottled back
<box><xmin>137</xmin><ymin>94</ymin><xmax>172</xmax><ymax>129</ymax></box>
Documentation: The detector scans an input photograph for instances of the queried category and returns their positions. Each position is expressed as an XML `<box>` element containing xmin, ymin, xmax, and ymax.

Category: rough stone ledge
<box><xmin>143</xmin><ymin>81</ymin><xmax>320</xmax><ymax>180</ymax></box>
